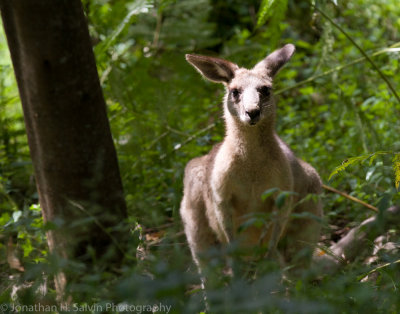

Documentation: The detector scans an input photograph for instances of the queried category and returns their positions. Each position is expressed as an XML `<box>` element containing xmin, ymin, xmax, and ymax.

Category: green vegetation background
<box><xmin>1</xmin><ymin>0</ymin><xmax>399</xmax><ymax>312</ymax></box>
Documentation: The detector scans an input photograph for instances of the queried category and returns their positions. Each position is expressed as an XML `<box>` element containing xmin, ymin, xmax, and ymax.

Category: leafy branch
<box><xmin>256</xmin><ymin>0</ymin><xmax>288</xmax><ymax>46</ymax></box>
<box><xmin>393</xmin><ymin>153</ymin><xmax>400</xmax><ymax>189</ymax></box>
<box><xmin>275</xmin><ymin>43</ymin><xmax>400</xmax><ymax>95</ymax></box>
<box><xmin>313</xmin><ymin>5</ymin><xmax>400</xmax><ymax>105</ymax></box>
<box><xmin>99</xmin><ymin>0</ymin><xmax>153</xmax><ymax>53</ymax></box>
<box><xmin>328</xmin><ymin>151</ymin><xmax>400</xmax><ymax>190</ymax></box>
<box><xmin>257</xmin><ymin>0</ymin><xmax>288</xmax><ymax>28</ymax></box>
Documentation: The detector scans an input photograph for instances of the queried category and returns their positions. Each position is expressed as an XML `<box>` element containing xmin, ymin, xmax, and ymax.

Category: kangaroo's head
<box><xmin>186</xmin><ymin>44</ymin><xmax>295</xmax><ymax>126</ymax></box>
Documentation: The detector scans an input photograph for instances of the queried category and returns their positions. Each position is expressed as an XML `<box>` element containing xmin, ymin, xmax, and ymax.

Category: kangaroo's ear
<box><xmin>185</xmin><ymin>54</ymin><xmax>238</xmax><ymax>84</ymax></box>
<box><xmin>253</xmin><ymin>44</ymin><xmax>295</xmax><ymax>78</ymax></box>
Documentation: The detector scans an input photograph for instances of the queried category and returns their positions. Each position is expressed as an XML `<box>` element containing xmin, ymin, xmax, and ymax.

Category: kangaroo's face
<box><xmin>226</xmin><ymin>69</ymin><xmax>273</xmax><ymax>125</ymax></box>
<box><xmin>186</xmin><ymin>44</ymin><xmax>295</xmax><ymax>126</ymax></box>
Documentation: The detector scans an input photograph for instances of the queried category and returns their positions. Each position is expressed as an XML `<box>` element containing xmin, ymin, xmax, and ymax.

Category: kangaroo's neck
<box><xmin>224</xmin><ymin>113</ymin><xmax>279</xmax><ymax>158</ymax></box>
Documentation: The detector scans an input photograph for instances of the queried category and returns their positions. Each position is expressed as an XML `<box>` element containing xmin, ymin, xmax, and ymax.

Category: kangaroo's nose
<box><xmin>246</xmin><ymin>108</ymin><xmax>261</xmax><ymax>121</ymax></box>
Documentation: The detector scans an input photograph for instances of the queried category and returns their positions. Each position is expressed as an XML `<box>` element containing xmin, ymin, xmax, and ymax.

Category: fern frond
<box><xmin>101</xmin><ymin>0</ymin><xmax>154</xmax><ymax>51</ymax></box>
<box><xmin>257</xmin><ymin>0</ymin><xmax>274</xmax><ymax>27</ymax></box>
<box><xmin>329</xmin><ymin>155</ymin><xmax>370</xmax><ymax>180</ymax></box>
<box><xmin>329</xmin><ymin>151</ymin><xmax>393</xmax><ymax>181</ymax></box>
<box><xmin>257</xmin><ymin>0</ymin><xmax>288</xmax><ymax>29</ymax></box>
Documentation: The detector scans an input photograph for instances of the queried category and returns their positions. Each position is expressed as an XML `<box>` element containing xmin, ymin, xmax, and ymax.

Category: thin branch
<box><xmin>165</xmin><ymin>125</ymin><xmax>190</xmax><ymax>137</ymax></box>
<box><xmin>68</xmin><ymin>199</ymin><xmax>135</xmax><ymax>260</ymax></box>
<box><xmin>146</xmin><ymin>130</ymin><xmax>170</xmax><ymax>150</ymax></box>
<box><xmin>275</xmin><ymin>44</ymin><xmax>400</xmax><ymax>95</ymax></box>
<box><xmin>152</xmin><ymin>10</ymin><xmax>163</xmax><ymax>49</ymax></box>
<box><xmin>160</xmin><ymin>122</ymin><xmax>217</xmax><ymax>159</ymax></box>
<box><xmin>322</xmin><ymin>184</ymin><xmax>378</xmax><ymax>212</ymax></box>
<box><xmin>313</xmin><ymin>5</ymin><xmax>400</xmax><ymax>105</ymax></box>
<box><xmin>358</xmin><ymin>259</ymin><xmax>400</xmax><ymax>282</ymax></box>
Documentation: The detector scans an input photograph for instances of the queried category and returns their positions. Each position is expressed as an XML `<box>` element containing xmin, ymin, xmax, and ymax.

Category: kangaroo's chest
<box><xmin>229</xmin><ymin>172</ymin><xmax>277</xmax><ymax>247</ymax></box>
<box><xmin>209</xmin><ymin>142</ymin><xmax>293</xmax><ymax>247</ymax></box>
<box><xmin>230</xmin><ymin>165</ymin><xmax>276</xmax><ymax>217</ymax></box>
<box><xmin>212</xmin><ymin>150</ymin><xmax>290</xmax><ymax>242</ymax></box>
<box><xmin>213</xmin><ymin>148</ymin><xmax>284</xmax><ymax>201</ymax></box>
<box><xmin>229</xmin><ymin>164</ymin><xmax>285</xmax><ymax>247</ymax></box>
<box><xmin>230</xmin><ymin>155</ymin><xmax>282</xmax><ymax>194</ymax></box>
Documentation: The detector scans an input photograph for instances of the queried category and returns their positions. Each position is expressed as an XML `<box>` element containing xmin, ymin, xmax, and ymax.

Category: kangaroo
<box><xmin>180</xmin><ymin>44</ymin><xmax>323</xmax><ymax>278</ymax></box>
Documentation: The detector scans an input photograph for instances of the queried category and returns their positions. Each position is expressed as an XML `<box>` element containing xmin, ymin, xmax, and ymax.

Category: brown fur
<box><xmin>180</xmin><ymin>44</ymin><xmax>323</xmax><ymax>274</ymax></box>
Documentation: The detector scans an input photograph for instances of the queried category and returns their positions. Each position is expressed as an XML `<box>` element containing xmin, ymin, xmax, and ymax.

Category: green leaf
<box><xmin>257</xmin><ymin>0</ymin><xmax>274</xmax><ymax>27</ymax></box>
<box><xmin>290</xmin><ymin>212</ymin><xmax>323</xmax><ymax>224</ymax></box>
<box><xmin>261</xmin><ymin>187</ymin><xmax>280</xmax><ymax>201</ymax></box>
<box><xmin>12</xmin><ymin>210</ymin><xmax>22</xmax><ymax>223</ymax></box>
<box><xmin>299</xmin><ymin>86</ymin><xmax>314</xmax><ymax>95</ymax></box>
<box><xmin>29</xmin><ymin>203</ymin><xmax>41</xmax><ymax>212</ymax></box>
<box><xmin>377</xmin><ymin>193</ymin><xmax>392</xmax><ymax>212</ymax></box>
<box><xmin>393</xmin><ymin>153</ymin><xmax>400</xmax><ymax>189</ymax></box>
<box><xmin>238</xmin><ymin>217</ymin><xmax>265</xmax><ymax>233</ymax></box>
<box><xmin>22</xmin><ymin>237</ymin><xmax>33</xmax><ymax>257</ymax></box>
<box><xmin>257</xmin><ymin>0</ymin><xmax>288</xmax><ymax>28</ymax></box>
<box><xmin>100</xmin><ymin>0</ymin><xmax>154</xmax><ymax>52</ymax></box>
<box><xmin>329</xmin><ymin>156</ymin><xmax>366</xmax><ymax>180</ymax></box>
<box><xmin>275</xmin><ymin>191</ymin><xmax>297</xmax><ymax>209</ymax></box>
<box><xmin>328</xmin><ymin>152</ymin><xmax>392</xmax><ymax>181</ymax></box>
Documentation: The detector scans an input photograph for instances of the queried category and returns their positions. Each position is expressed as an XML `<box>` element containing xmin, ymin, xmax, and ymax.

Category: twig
<box><xmin>313</xmin><ymin>5</ymin><xmax>400</xmax><ymax>105</ymax></box>
<box><xmin>147</xmin><ymin>130</ymin><xmax>170</xmax><ymax>150</ymax></box>
<box><xmin>358</xmin><ymin>259</ymin><xmax>400</xmax><ymax>282</ymax></box>
<box><xmin>165</xmin><ymin>125</ymin><xmax>190</xmax><ymax>137</ymax></box>
<box><xmin>152</xmin><ymin>10</ymin><xmax>163</xmax><ymax>49</ymax></box>
<box><xmin>68</xmin><ymin>200</ymin><xmax>135</xmax><ymax>260</ymax></box>
<box><xmin>143</xmin><ymin>221</ymin><xmax>175</xmax><ymax>233</ymax></box>
<box><xmin>322</xmin><ymin>184</ymin><xmax>378</xmax><ymax>212</ymax></box>
<box><xmin>275</xmin><ymin>44</ymin><xmax>400</xmax><ymax>95</ymax></box>
<box><xmin>160</xmin><ymin>122</ymin><xmax>217</xmax><ymax>159</ymax></box>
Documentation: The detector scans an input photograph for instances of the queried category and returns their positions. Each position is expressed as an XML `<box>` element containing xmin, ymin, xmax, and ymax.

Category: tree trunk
<box><xmin>0</xmin><ymin>0</ymin><xmax>128</xmax><ymax>296</ymax></box>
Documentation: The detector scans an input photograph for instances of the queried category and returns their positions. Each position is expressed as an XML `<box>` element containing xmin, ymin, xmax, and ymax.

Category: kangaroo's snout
<box><xmin>241</xmin><ymin>87</ymin><xmax>262</xmax><ymax>125</ymax></box>
<box><xmin>246</xmin><ymin>108</ymin><xmax>261</xmax><ymax>125</ymax></box>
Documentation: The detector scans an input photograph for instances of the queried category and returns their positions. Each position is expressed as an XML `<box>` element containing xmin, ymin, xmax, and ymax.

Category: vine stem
<box><xmin>313</xmin><ymin>5</ymin><xmax>400</xmax><ymax>105</ymax></box>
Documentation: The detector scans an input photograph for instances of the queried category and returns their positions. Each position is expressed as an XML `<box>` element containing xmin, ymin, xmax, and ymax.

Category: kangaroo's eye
<box><xmin>258</xmin><ymin>86</ymin><xmax>271</xmax><ymax>98</ymax></box>
<box><xmin>231</xmin><ymin>88</ymin><xmax>240</xmax><ymax>99</ymax></box>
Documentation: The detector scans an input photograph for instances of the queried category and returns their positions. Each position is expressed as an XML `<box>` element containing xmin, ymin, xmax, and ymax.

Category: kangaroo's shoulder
<box><xmin>184</xmin><ymin>142</ymin><xmax>222</xmax><ymax>179</ymax></box>
<box><xmin>276</xmin><ymin>136</ymin><xmax>322</xmax><ymax>194</ymax></box>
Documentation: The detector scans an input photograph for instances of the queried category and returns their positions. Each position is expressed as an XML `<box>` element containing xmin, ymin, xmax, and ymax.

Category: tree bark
<box><xmin>0</xmin><ymin>0</ymin><xmax>128</xmax><ymax>296</ymax></box>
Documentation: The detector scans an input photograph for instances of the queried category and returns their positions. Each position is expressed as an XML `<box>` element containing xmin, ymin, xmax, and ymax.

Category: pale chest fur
<box><xmin>210</xmin><ymin>141</ymin><xmax>293</xmax><ymax>245</ymax></box>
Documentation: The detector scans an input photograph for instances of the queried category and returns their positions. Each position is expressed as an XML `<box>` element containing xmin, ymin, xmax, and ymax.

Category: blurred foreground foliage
<box><xmin>1</xmin><ymin>0</ymin><xmax>399</xmax><ymax>312</ymax></box>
